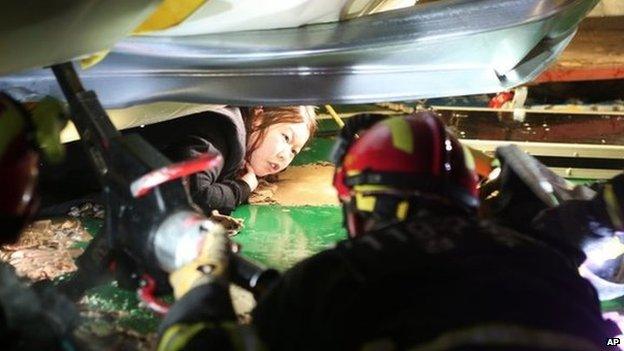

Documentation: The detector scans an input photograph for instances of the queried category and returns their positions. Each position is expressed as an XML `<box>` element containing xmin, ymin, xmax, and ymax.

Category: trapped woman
<box><xmin>39</xmin><ymin>105</ymin><xmax>317</xmax><ymax>216</ymax></box>
<box><xmin>138</xmin><ymin>105</ymin><xmax>317</xmax><ymax>214</ymax></box>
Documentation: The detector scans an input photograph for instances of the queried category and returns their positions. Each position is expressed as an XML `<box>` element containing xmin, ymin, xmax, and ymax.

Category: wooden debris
<box><xmin>0</xmin><ymin>218</ymin><xmax>92</xmax><ymax>281</ymax></box>
<box><xmin>210</xmin><ymin>210</ymin><xmax>245</xmax><ymax>236</ymax></box>
<box><xmin>68</xmin><ymin>202</ymin><xmax>105</xmax><ymax>219</ymax></box>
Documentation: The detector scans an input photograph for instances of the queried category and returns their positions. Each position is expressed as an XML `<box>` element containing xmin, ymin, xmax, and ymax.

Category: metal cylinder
<box><xmin>153</xmin><ymin>210</ymin><xmax>280</xmax><ymax>297</ymax></box>
<box><xmin>230</xmin><ymin>255</ymin><xmax>280</xmax><ymax>297</ymax></box>
<box><xmin>153</xmin><ymin>211</ymin><xmax>218</xmax><ymax>273</ymax></box>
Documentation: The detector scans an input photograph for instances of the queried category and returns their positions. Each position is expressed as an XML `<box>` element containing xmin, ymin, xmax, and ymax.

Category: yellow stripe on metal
<box><xmin>382</xmin><ymin>118</ymin><xmax>413</xmax><ymax>154</ymax></box>
<box><xmin>80</xmin><ymin>50</ymin><xmax>110</xmax><ymax>70</ymax></box>
<box><xmin>134</xmin><ymin>0</ymin><xmax>207</xmax><ymax>34</ymax></box>
<box><xmin>80</xmin><ymin>0</ymin><xmax>207</xmax><ymax>67</ymax></box>
<box><xmin>158</xmin><ymin>323</ymin><xmax>208</xmax><ymax>351</ymax></box>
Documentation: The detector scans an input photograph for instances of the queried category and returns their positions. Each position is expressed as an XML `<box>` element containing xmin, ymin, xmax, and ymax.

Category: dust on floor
<box><xmin>250</xmin><ymin>163</ymin><xmax>338</xmax><ymax>206</ymax></box>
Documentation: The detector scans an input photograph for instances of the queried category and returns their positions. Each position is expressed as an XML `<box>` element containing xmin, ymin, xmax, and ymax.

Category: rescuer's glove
<box><xmin>169</xmin><ymin>224</ymin><xmax>230</xmax><ymax>299</ymax></box>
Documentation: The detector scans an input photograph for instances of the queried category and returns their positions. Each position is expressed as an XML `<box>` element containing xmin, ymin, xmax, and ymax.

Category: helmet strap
<box><xmin>347</xmin><ymin>170</ymin><xmax>478</xmax><ymax>211</ymax></box>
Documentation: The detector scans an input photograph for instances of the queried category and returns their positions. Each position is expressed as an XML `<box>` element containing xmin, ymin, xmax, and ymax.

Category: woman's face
<box><xmin>248</xmin><ymin>121</ymin><xmax>310</xmax><ymax>177</ymax></box>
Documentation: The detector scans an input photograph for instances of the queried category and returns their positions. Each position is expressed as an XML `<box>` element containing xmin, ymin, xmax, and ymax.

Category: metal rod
<box><xmin>51</xmin><ymin>62</ymin><xmax>120</xmax><ymax>142</ymax></box>
<box><xmin>324</xmin><ymin>105</ymin><xmax>345</xmax><ymax>128</ymax></box>
<box><xmin>51</xmin><ymin>62</ymin><xmax>86</xmax><ymax>97</ymax></box>
<box><xmin>463</xmin><ymin>139</ymin><xmax>624</xmax><ymax>160</ymax></box>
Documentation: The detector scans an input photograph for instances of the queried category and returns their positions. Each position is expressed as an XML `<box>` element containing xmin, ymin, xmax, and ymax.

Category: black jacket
<box><xmin>40</xmin><ymin>107</ymin><xmax>250</xmax><ymax>215</ymax></box>
<box><xmin>135</xmin><ymin>107</ymin><xmax>250</xmax><ymax>214</ymax></box>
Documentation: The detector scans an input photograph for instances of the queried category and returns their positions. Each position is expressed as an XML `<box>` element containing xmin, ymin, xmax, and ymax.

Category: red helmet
<box><xmin>333</xmin><ymin>111</ymin><xmax>479</xmax><ymax>237</ymax></box>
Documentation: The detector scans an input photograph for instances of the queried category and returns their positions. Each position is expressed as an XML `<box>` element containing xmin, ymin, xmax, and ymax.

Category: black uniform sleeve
<box><xmin>252</xmin><ymin>248</ymin><xmax>361</xmax><ymax>350</ymax></box>
<box><xmin>167</xmin><ymin>135</ymin><xmax>251</xmax><ymax>215</ymax></box>
<box><xmin>154</xmin><ymin>245</ymin><xmax>360</xmax><ymax>351</ymax></box>
<box><xmin>157</xmin><ymin>282</ymin><xmax>239</xmax><ymax>351</ymax></box>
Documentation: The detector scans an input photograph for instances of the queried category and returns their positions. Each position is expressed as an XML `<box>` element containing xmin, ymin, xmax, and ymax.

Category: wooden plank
<box><xmin>535</xmin><ymin>18</ymin><xmax>624</xmax><ymax>83</ymax></box>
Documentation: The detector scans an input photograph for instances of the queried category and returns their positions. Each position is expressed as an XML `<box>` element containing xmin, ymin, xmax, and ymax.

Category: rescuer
<box><xmin>157</xmin><ymin>111</ymin><xmax>619</xmax><ymax>350</ymax></box>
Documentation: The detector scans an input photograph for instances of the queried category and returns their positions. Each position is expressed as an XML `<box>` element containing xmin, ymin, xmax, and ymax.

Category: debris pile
<box><xmin>68</xmin><ymin>202</ymin><xmax>105</xmax><ymax>219</ymax></box>
<box><xmin>249</xmin><ymin>178</ymin><xmax>279</xmax><ymax>205</ymax></box>
<box><xmin>210</xmin><ymin>210</ymin><xmax>245</xmax><ymax>236</ymax></box>
<box><xmin>0</xmin><ymin>219</ymin><xmax>91</xmax><ymax>281</ymax></box>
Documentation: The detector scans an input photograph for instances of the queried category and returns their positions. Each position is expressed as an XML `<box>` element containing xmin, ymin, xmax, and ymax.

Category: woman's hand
<box><xmin>240</xmin><ymin>163</ymin><xmax>259</xmax><ymax>192</ymax></box>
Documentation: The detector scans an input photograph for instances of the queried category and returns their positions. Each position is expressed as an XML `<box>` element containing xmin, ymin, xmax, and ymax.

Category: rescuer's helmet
<box><xmin>0</xmin><ymin>92</ymin><xmax>66</xmax><ymax>243</ymax></box>
<box><xmin>332</xmin><ymin>111</ymin><xmax>479</xmax><ymax>237</ymax></box>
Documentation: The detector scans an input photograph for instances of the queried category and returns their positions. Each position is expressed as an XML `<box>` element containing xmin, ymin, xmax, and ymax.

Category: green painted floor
<box><xmin>289</xmin><ymin>137</ymin><xmax>335</xmax><ymax>166</ymax></box>
<box><xmin>234</xmin><ymin>136</ymin><xmax>345</xmax><ymax>272</ymax></box>
<box><xmin>232</xmin><ymin>205</ymin><xmax>346</xmax><ymax>271</ymax></box>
